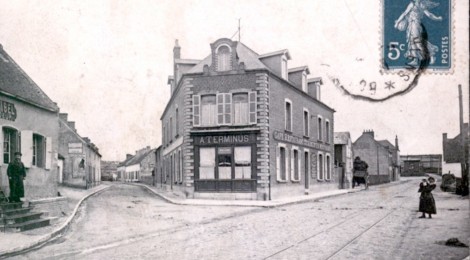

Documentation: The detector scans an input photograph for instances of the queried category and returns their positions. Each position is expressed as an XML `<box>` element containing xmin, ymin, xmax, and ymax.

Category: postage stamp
<box><xmin>382</xmin><ymin>0</ymin><xmax>452</xmax><ymax>71</ymax></box>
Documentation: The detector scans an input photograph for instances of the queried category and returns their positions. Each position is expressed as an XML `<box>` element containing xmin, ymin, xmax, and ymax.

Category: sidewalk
<box><xmin>0</xmin><ymin>184</ymin><xmax>110</xmax><ymax>258</ymax></box>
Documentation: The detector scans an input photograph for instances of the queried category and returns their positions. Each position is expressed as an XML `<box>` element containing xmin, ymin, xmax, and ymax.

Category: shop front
<box><xmin>192</xmin><ymin>131</ymin><xmax>258</xmax><ymax>192</ymax></box>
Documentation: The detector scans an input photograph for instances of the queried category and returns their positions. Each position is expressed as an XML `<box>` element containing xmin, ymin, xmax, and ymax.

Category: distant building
<box><xmin>352</xmin><ymin>130</ymin><xmax>400</xmax><ymax>185</ymax></box>
<box><xmin>442</xmin><ymin>123</ymin><xmax>469</xmax><ymax>178</ymax></box>
<box><xmin>101</xmin><ymin>161</ymin><xmax>119</xmax><ymax>181</ymax></box>
<box><xmin>0</xmin><ymin>44</ymin><xmax>60</xmax><ymax>199</ymax></box>
<box><xmin>58</xmin><ymin>113</ymin><xmax>102</xmax><ymax>189</ymax></box>
<box><xmin>400</xmin><ymin>154</ymin><xmax>442</xmax><ymax>176</ymax></box>
<box><xmin>160</xmin><ymin>38</ymin><xmax>336</xmax><ymax>200</ymax></box>
<box><xmin>334</xmin><ymin>132</ymin><xmax>353</xmax><ymax>189</ymax></box>
<box><xmin>118</xmin><ymin>146</ymin><xmax>156</xmax><ymax>185</ymax></box>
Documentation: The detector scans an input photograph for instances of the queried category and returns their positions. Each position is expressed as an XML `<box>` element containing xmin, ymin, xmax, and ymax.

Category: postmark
<box><xmin>382</xmin><ymin>0</ymin><xmax>452</xmax><ymax>71</ymax></box>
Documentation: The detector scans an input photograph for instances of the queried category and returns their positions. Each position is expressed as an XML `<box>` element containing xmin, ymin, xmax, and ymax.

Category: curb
<box><xmin>0</xmin><ymin>185</ymin><xmax>111</xmax><ymax>258</ymax></box>
<box><xmin>129</xmin><ymin>182</ymin><xmax>363</xmax><ymax>208</ymax></box>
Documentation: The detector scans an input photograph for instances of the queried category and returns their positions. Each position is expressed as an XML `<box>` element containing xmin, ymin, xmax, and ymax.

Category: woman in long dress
<box><xmin>394</xmin><ymin>0</ymin><xmax>443</xmax><ymax>66</ymax></box>
<box><xmin>418</xmin><ymin>177</ymin><xmax>437</xmax><ymax>218</ymax></box>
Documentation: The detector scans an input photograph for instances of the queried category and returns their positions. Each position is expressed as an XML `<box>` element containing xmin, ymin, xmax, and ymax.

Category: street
<box><xmin>16</xmin><ymin>178</ymin><xmax>469</xmax><ymax>260</ymax></box>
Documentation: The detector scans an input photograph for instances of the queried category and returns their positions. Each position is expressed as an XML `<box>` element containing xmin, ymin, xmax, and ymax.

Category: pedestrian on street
<box><xmin>7</xmin><ymin>152</ymin><xmax>27</xmax><ymax>203</ymax></box>
<box><xmin>418</xmin><ymin>176</ymin><xmax>437</xmax><ymax>218</ymax></box>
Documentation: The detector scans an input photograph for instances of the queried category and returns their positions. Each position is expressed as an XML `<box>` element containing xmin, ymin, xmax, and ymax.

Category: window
<box><xmin>169</xmin><ymin>117</ymin><xmax>173</xmax><ymax>142</ymax></box>
<box><xmin>326</xmin><ymin>154</ymin><xmax>331</xmax><ymax>180</ymax></box>
<box><xmin>285</xmin><ymin>100</ymin><xmax>292</xmax><ymax>131</ymax></box>
<box><xmin>303</xmin><ymin>109</ymin><xmax>309</xmax><ymax>137</ymax></box>
<box><xmin>199</xmin><ymin>148</ymin><xmax>215</xmax><ymax>179</ymax></box>
<box><xmin>291</xmin><ymin>148</ymin><xmax>300</xmax><ymax>181</ymax></box>
<box><xmin>3</xmin><ymin>128</ymin><xmax>18</xmax><ymax>164</ymax></box>
<box><xmin>217</xmin><ymin>93</ymin><xmax>232</xmax><ymax>125</ymax></box>
<box><xmin>248</xmin><ymin>92</ymin><xmax>257</xmax><ymax>124</ymax></box>
<box><xmin>318</xmin><ymin>116</ymin><xmax>323</xmax><ymax>141</ymax></box>
<box><xmin>325</xmin><ymin>120</ymin><xmax>330</xmax><ymax>143</ymax></box>
<box><xmin>32</xmin><ymin>134</ymin><xmax>45</xmax><ymax>167</ymax></box>
<box><xmin>318</xmin><ymin>153</ymin><xmax>324</xmax><ymax>180</ymax></box>
<box><xmin>217</xmin><ymin>45</ymin><xmax>231</xmax><ymax>71</ymax></box>
<box><xmin>233</xmin><ymin>93</ymin><xmax>248</xmax><ymax>125</ymax></box>
<box><xmin>175</xmin><ymin>108</ymin><xmax>179</xmax><ymax>137</ymax></box>
<box><xmin>277</xmin><ymin>144</ymin><xmax>288</xmax><ymax>181</ymax></box>
<box><xmin>281</xmin><ymin>57</ymin><xmax>288</xmax><ymax>80</ymax></box>
<box><xmin>234</xmin><ymin>146</ymin><xmax>251</xmax><ymax>179</ymax></box>
<box><xmin>302</xmin><ymin>71</ymin><xmax>307</xmax><ymax>92</ymax></box>
<box><xmin>217</xmin><ymin>147</ymin><xmax>232</xmax><ymax>179</ymax></box>
<box><xmin>201</xmin><ymin>95</ymin><xmax>217</xmax><ymax>126</ymax></box>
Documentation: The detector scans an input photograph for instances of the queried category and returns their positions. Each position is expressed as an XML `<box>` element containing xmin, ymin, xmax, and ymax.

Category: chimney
<box><xmin>68</xmin><ymin>121</ymin><xmax>76</xmax><ymax>131</ymax></box>
<box><xmin>173</xmin><ymin>39</ymin><xmax>181</xmax><ymax>60</ymax></box>
<box><xmin>59</xmin><ymin>113</ymin><xmax>68</xmax><ymax>121</ymax></box>
<box><xmin>83</xmin><ymin>137</ymin><xmax>90</xmax><ymax>143</ymax></box>
<box><xmin>363</xmin><ymin>129</ymin><xmax>375</xmax><ymax>138</ymax></box>
<box><xmin>126</xmin><ymin>154</ymin><xmax>133</xmax><ymax>160</ymax></box>
<box><xmin>395</xmin><ymin>135</ymin><xmax>399</xmax><ymax>151</ymax></box>
<box><xmin>443</xmin><ymin>133</ymin><xmax>447</xmax><ymax>141</ymax></box>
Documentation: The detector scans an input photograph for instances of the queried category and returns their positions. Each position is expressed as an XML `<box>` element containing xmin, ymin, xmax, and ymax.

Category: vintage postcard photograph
<box><xmin>0</xmin><ymin>1</ymin><xmax>468</xmax><ymax>259</ymax></box>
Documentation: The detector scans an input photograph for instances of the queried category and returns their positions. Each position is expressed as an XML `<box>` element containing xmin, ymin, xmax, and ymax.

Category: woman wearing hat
<box><xmin>7</xmin><ymin>151</ymin><xmax>26</xmax><ymax>203</ymax></box>
<box><xmin>418</xmin><ymin>176</ymin><xmax>437</xmax><ymax>218</ymax></box>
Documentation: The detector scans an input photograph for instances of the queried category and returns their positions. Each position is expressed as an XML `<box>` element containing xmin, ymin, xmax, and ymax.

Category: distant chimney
<box><xmin>363</xmin><ymin>129</ymin><xmax>375</xmax><ymax>138</ymax></box>
<box><xmin>395</xmin><ymin>135</ymin><xmax>399</xmax><ymax>151</ymax></box>
<box><xmin>443</xmin><ymin>133</ymin><xmax>447</xmax><ymax>141</ymax></box>
<box><xmin>68</xmin><ymin>121</ymin><xmax>76</xmax><ymax>131</ymax></box>
<box><xmin>126</xmin><ymin>154</ymin><xmax>133</xmax><ymax>160</ymax></box>
<box><xmin>83</xmin><ymin>137</ymin><xmax>90</xmax><ymax>143</ymax></box>
<box><xmin>173</xmin><ymin>39</ymin><xmax>181</xmax><ymax>60</ymax></box>
<box><xmin>59</xmin><ymin>113</ymin><xmax>68</xmax><ymax>121</ymax></box>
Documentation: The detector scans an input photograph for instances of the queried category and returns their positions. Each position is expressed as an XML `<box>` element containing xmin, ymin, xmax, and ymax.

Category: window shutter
<box><xmin>249</xmin><ymin>91</ymin><xmax>257</xmax><ymax>124</ymax></box>
<box><xmin>290</xmin><ymin>149</ymin><xmax>294</xmax><ymax>181</ymax></box>
<box><xmin>224</xmin><ymin>93</ymin><xmax>231</xmax><ymax>124</ymax></box>
<box><xmin>193</xmin><ymin>95</ymin><xmax>200</xmax><ymax>126</ymax></box>
<box><xmin>21</xmin><ymin>130</ymin><xmax>33</xmax><ymax>168</ymax></box>
<box><xmin>217</xmin><ymin>93</ymin><xmax>224</xmax><ymax>125</ymax></box>
<box><xmin>276</xmin><ymin>146</ymin><xmax>280</xmax><ymax>181</ymax></box>
<box><xmin>0</xmin><ymin>126</ymin><xmax>3</xmax><ymax>166</ymax></box>
<box><xmin>45</xmin><ymin>137</ymin><xmax>52</xmax><ymax>170</ymax></box>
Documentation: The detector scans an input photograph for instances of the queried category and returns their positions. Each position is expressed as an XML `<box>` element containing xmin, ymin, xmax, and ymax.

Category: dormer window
<box><xmin>216</xmin><ymin>45</ymin><xmax>232</xmax><ymax>71</ymax></box>
<box><xmin>302</xmin><ymin>71</ymin><xmax>307</xmax><ymax>92</ymax></box>
<box><xmin>281</xmin><ymin>57</ymin><xmax>288</xmax><ymax>80</ymax></box>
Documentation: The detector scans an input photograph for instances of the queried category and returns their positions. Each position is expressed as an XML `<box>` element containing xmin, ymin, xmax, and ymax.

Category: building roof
<box><xmin>258</xmin><ymin>49</ymin><xmax>291</xmax><ymax>59</ymax></box>
<box><xmin>334</xmin><ymin>132</ymin><xmax>351</xmax><ymax>145</ymax></box>
<box><xmin>0</xmin><ymin>45</ymin><xmax>59</xmax><ymax>112</ymax></box>
<box><xmin>377</xmin><ymin>140</ymin><xmax>396</xmax><ymax>150</ymax></box>
<box><xmin>122</xmin><ymin>148</ymin><xmax>155</xmax><ymax>167</ymax></box>
<box><xmin>175</xmin><ymin>58</ymin><xmax>201</xmax><ymax>65</ymax></box>
<box><xmin>308</xmin><ymin>77</ymin><xmax>323</xmax><ymax>84</ymax></box>
<box><xmin>288</xmin><ymin>66</ymin><xmax>310</xmax><ymax>74</ymax></box>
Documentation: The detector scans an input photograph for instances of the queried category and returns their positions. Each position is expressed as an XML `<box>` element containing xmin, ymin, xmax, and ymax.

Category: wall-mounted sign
<box><xmin>68</xmin><ymin>143</ymin><xmax>83</xmax><ymax>154</ymax></box>
<box><xmin>0</xmin><ymin>100</ymin><xmax>16</xmax><ymax>121</ymax></box>
<box><xmin>194</xmin><ymin>134</ymin><xmax>255</xmax><ymax>145</ymax></box>
<box><xmin>273</xmin><ymin>130</ymin><xmax>331</xmax><ymax>152</ymax></box>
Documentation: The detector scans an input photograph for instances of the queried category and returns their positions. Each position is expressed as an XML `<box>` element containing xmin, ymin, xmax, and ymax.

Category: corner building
<box><xmin>161</xmin><ymin>38</ymin><xmax>336</xmax><ymax>200</ymax></box>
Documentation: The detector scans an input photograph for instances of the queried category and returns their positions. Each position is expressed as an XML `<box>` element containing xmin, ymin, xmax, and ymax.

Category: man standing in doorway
<box><xmin>7</xmin><ymin>152</ymin><xmax>26</xmax><ymax>203</ymax></box>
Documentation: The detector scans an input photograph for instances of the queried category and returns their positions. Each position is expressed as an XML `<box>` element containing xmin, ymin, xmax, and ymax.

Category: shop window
<box><xmin>291</xmin><ymin>148</ymin><xmax>300</xmax><ymax>181</ymax></box>
<box><xmin>217</xmin><ymin>147</ymin><xmax>232</xmax><ymax>179</ymax></box>
<box><xmin>217</xmin><ymin>93</ymin><xmax>232</xmax><ymax>125</ymax></box>
<box><xmin>199</xmin><ymin>147</ymin><xmax>215</xmax><ymax>179</ymax></box>
<box><xmin>32</xmin><ymin>134</ymin><xmax>45</xmax><ymax>168</ymax></box>
<box><xmin>326</xmin><ymin>154</ymin><xmax>331</xmax><ymax>180</ymax></box>
<box><xmin>201</xmin><ymin>95</ymin><xmax>217</xmax><ymax>126</ymax></box>
<box><xmin>318</xmin><ymin>153</ymin><xmax>324</xmax><ymax>180</ymax></box>
<box><xmin>318</xmin><ymin>116</ymin><xmax>323</xmax><ymax>141</ymax></box>
<box><xmin>217</xmin><ymin>45</ymin><xmax>231</xmax><ymax>71</ymax></box>
<box><xmin>303</xmin><ymin>109</ymin><xmax>309</xmax><ymax>137</ymax></box>
<box><xmin>3</xmin><ymin>127</ymin><xmax>19</xmax><ymax>164</ymax></box>
<box><xmin>325</xmin><ymin>120</ymin><xmax>330</xmax><ymax>143</ymax></box>
<box><xmin>235</xmin><ymin>146</ymin><xmax>251</xmax><ymax>179</ymax></box>
<box><xmin>285</xmin><ymin>100</ymin><xmax>292</xmax><ymax>132</ymax></box>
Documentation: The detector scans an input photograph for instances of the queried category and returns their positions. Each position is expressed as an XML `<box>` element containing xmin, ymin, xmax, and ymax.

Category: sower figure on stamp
<box><xmin>394</xmin><ymin>0</ymin><xmax>443</xmax><ymax>66</ymax></box>
<box><xmin>418</xmin><ymin>176</ymin><xmax>437</xmax><ymax>218</ymax></box>
<box><xmin>353</xmin><ymin>156</ymin><xmax>369</xmax><ymax>189</ymax></box>
<box><xmin>7</xmin><ymin>152</ymin><xmax>26</xmax><ymax>203</ymax></box>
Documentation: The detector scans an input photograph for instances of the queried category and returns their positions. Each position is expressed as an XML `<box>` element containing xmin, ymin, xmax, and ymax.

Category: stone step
<box><xmin>2</xmin><ymin>218</ymin><xmax>51</xmax><ymax>232</ymax></box>
<box><xmin>0</xmin><ymin>202</ymin><xmax>24</xmax><ymax>211</ymax></box>
<box><xmin>0</xmin><ymin>206</ymin><xmax>33</xmax><ymax>218</ymax></box>
<box><xmin>2</xmin><ymin>212</ymin><xmax>43</xmax><ymax>224</ymax></box>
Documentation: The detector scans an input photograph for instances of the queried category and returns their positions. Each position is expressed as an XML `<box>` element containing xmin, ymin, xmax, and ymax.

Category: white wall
<box><xmin>442</xmin><ymin>162</ymin><xmax>462</xmax><ymax>178</ymax></box>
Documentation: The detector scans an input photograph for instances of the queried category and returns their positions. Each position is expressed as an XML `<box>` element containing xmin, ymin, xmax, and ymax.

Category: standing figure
<box><xmin>418</xmin><ymin>177</ymin><xmax>437</xmax><ymax>218</ymax></box>
<box><xmin>7</xmin><ymin>152</ymin><xmax>26</xmax><ymax>203</ymax></box>
<box><xmin>353</xmin><ymin>156</ymin><xmax>369</xmax><ymax>189</ymax></box>
<box><xmin>394</xmin><ymin>0</ymin><xmax>443</xmax><ymax>66</ymax></box>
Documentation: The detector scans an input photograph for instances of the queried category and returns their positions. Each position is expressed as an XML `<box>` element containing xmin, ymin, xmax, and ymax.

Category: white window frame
<box><xmin>276</xmin><ymin>143</ymin><xmax>289</xmax><ymax>182</ymax></box>
<box><xmin>317</xmin><ymin>152</ymin><xmax>324</xmax><ymax>180</ymax></box>
<box><xmin>285</xmin><ymin>99</ymin><xmax>292</xmax><ymax>132</ymax></box>
<box><xmin>281</xmin><ymin>56</ymin><xmax>288</xmax><ymax>80</ymax></box>
<box><xmin>325</xmin><ymin>119</ymin><xmax>330</xmax><ymax>143</ymax></box>
<box><xmin>302</xmin><ymin>71</ymin><xmax>307</xmax><ymax>92</ymax></box>
<box><xmin>291</xmin><ymin>146</ymin><xmax>300</xmax><ymax>182</ymax></box>
<box><xmin>193</xmin><ymin>95</ymin><xmax>201</xmax><ymax>127</ymax></box>
<box><xmin>303</xmin><ymin>108</ymin><xmax>310</xmax><ymax>137</ymax></box>
<box><xmin>317</xmin><ymin>115</ymin><xmax>323</xmax><ymax>141</ymax></box>
<box><xmin>216</xmin><ymin>44</ymin><xmax>232</xmax><ymax>72</ymax></box>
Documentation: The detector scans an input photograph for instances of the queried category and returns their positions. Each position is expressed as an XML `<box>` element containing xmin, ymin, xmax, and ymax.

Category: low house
<box><xmin>101</xmin><ymin>161</ymin><xmax>119</xmax><ymax>181</ymax></box>
<box><xmin>334</xmin><ymin>132</ymin><xmax>353</xmax><ymax>189</ymax></box>
<box><xmin>442</xmin><ymin>123</ymin><xmax>469</xmax><ymax>178</ymax></box>
<box><xmin>118</xmin><ymin>146</ymin><xmax>156</xmax><ymax>184</ymax></box>
<box><xmin>400</xmin><ymin>154</ymin><xmax>442</xmax><ymax>176</ymax></box>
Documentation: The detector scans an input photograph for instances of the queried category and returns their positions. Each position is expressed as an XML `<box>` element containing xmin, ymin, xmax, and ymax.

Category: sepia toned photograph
<box><xmin>0</xmin><ymin>1</ymin><xmax>468</xmax><ymax>259</ymax></box>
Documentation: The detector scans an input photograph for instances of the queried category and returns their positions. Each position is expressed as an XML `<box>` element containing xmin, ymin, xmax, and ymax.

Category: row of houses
<box><xmin>116</xmin><ymin>38</ymin><xmax>402</xmax><ymax>201</ymax></box>
<box><xmin>0</xmin><ymin>44</ymin><xmax>101</xmax><ymax>203</ymax></box>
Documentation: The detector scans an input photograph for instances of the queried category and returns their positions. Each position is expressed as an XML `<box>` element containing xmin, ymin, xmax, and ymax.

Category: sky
<box><xmin>0</xmin><ymin>0</ymin><xmax>468</xmax><ymax>161</ymax></box>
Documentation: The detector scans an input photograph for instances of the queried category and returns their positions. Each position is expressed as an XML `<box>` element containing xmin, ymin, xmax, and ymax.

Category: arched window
<box><xmin>217</xmin><ymin>45</ymin><xmax>231</xmax><ymax>71</ymax></box>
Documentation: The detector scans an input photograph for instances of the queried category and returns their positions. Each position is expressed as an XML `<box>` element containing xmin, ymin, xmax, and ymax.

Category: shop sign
<box><xmin>273</xmin><ymin>130</ymin><xmax>331</xmax><ymax>152</ymax></box>
<box><xmin>194</xmin><ymin>134</ymin><xmax>254</xmax><ymax>145</ymax></box>
<box><xmin>68</xmin><ymin>143</ymin><xmax>83</xmax><ymax>154</ymax></box>
<box><xmin>0</xmin><ymin>100</ymin><xmax>17</xmax><ymax>121</ymax></box>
